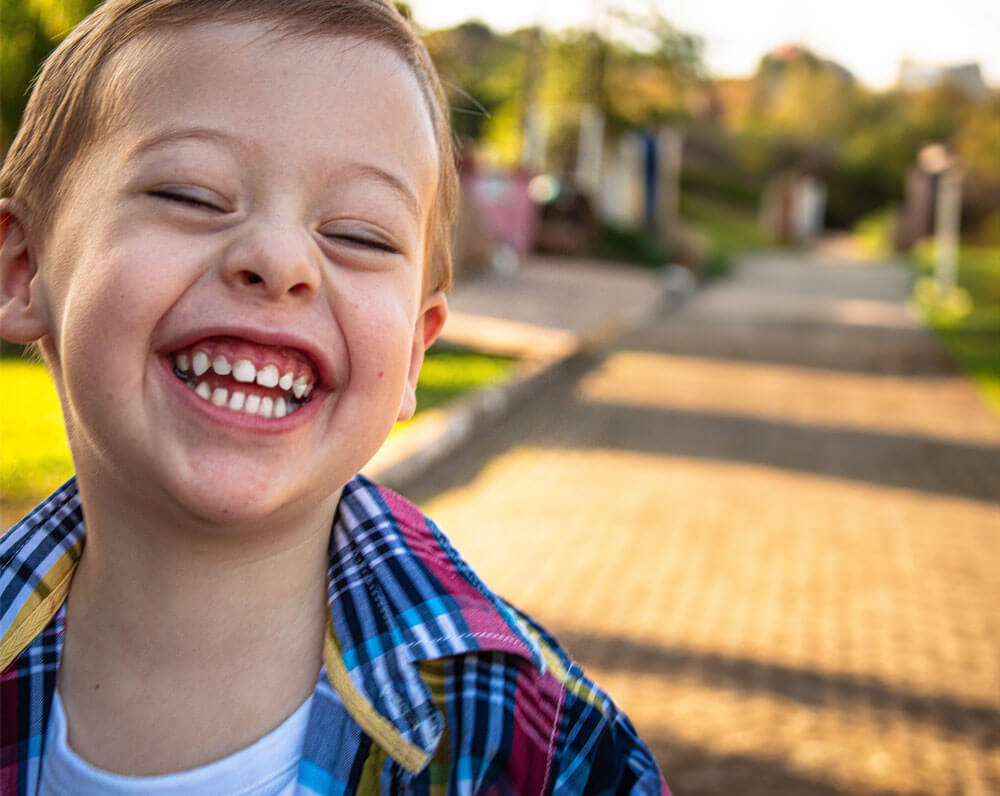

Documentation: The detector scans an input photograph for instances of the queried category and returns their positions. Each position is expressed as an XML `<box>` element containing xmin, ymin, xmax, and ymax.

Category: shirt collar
<box><xmin>0</xmin><ymin>478</ymin><xmax>85</xmax><ymax>672</ymax></box>
<box><xmin>0</xmin><ymin>475</ymin><xmax>542</xmax><ymax>775</ymax></box>
<box><xmin>320</xmin><ymin>476</ymin><xmax>543</xmax><ymax>772</ymax></box>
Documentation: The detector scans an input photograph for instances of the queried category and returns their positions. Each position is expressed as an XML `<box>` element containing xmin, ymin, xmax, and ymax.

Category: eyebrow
<box><xmin>127</xmin><ymin>126</ymin><xmax>243</xmax><ymax>161</ymax></box>
<box><xmin>338</xmin><ymin>162</ymin><xmax>422</xmax><ymax>222</ymax></box>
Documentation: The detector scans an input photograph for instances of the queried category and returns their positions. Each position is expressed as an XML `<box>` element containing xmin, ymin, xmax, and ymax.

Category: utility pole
<box><xmin>576</xmin><ymin>0</ymin><xmax>608</xmax><ymax>199</ymax></box>
<box><xmin>934</xmin><ymin>163</ymin><xmax>963</xmax><ymax>294</ymax></box>
<box><xmin>520</xmin><ymin>26</ymin><xmax>545</xmax><ymax>172</ymax></box>
<box><xmin>918</xmin><ymin>144</ymin><xmax>963</xmax><ymax>295</ymax></box>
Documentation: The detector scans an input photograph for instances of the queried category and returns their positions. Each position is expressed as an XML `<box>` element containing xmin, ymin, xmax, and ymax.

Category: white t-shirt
<box><xmin>39</xmin><ymin>689</ymin><xmax>313</xmax><ymax>796</ymax></box>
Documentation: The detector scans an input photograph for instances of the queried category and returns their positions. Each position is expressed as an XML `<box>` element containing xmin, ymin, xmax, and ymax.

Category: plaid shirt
<box><xmin>2</xmin><ymin>476</ymin><xmax>668</xmax><ymax>794</ymax></box>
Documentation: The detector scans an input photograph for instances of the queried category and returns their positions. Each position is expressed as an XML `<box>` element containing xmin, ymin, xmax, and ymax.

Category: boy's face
<box><xmin>2</xmin><ymin>23</ymin><xmax>446</xmax><ymax>525</ymax></box>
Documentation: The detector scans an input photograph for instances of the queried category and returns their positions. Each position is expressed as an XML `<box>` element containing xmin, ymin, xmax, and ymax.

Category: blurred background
<box><xmin>2</xmin><ymin>1</ymin><xmax>999</xmax><ymax>793</ymax></box>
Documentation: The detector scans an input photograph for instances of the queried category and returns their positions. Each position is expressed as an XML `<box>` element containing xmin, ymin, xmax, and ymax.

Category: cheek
<box><xmin>45</xmin><ymin>237</ymin><xmax>162</xmax><ymax>406</ymax></box>
<box><xmin>59</xmin><ymin>226</ymin><xmax>192</xmax><ymax>330</ymax></box>
<box><xmin>339</xmin><ymin>284</ymin><xmax>416</xmax><ymax>387</ymax></box>
<box><xmin>343</xmin><ymin>275</ymin><xmax>418</xmax><ymax>344</ymax></box>
<box><xmin>57</xmin><ymin>256</ymin><xmax>136</xmax><ymax>350</ymax></box>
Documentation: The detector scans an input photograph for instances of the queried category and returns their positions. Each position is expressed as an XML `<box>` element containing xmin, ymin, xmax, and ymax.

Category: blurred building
<box><xmin>897</xmin><ymin>60</ymin><xmax>991</xmax><ymax>101</ymax></box>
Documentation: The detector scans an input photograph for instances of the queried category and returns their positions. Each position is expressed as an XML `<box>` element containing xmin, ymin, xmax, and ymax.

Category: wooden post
<box><xmin>576</xmin><ymin>104</ymin><xmax>605</xmax><ymax>196</ymax></box>
<box><xmin>658</xmin><ymin>127</ymin><xmax>683</xmax><ymax>244</ymax></box>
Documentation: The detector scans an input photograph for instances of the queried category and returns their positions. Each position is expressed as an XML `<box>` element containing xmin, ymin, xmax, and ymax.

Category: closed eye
<box><xmin>149</xmin><ymin>188</ymin><xmax>225</xmax><ymax>212</ymax></box>
<box><xmin>326</xmin><ymin>234</ymin><xmax>400</xmax><ymax>255</ymax></box>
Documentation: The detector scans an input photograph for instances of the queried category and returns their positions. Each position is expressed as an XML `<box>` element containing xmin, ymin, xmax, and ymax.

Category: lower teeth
<box><xmin>173</xmin><ymin>368</ymin><xmax>304</xmax><ymax>417</ymax></box>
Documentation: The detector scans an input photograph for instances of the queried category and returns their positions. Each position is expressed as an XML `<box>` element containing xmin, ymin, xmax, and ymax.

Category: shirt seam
<box><xmin>539</xmin><ymin>682</ymin><xmax>566</xmax><ymax>795</ymax></box>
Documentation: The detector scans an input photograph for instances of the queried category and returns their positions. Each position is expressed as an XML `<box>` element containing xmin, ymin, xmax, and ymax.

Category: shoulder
<box><xmin>1</xmin><ymin>479</ymin><xmax>83</xmax><ymax>671</ymax></box>
<box><xmin>414</xmin><ymin>607</ymin><xmax>667</xmax><ymax>795</ymax></box>
<box><xmin>343</xmin><ymin>478</ymin><xmax>667</xmax><ymax>794</ymax></box>
<box><xmin>335</xmin><ymin>475</ymin><xmax>550</xmax><ymax>667</ymax></box>
<box><xmin>472</xmin><ymin>603</ymin><xmax>667</xmax><ymax>794</ymax></box>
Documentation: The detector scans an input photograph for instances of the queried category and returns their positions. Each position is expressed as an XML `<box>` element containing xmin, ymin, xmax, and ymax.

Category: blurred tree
<box><xmin>745</xmin><ymin>46</ymin><xmax>857</xmax><ymax>137</ymax></box>
<box><xmin>954</xmin><ymin>98</ymin><xmax>1000</xmax><ymax>179</ymax></box>
<box><xmin>689</xmin><ymin>44</ymin><xmax>1000</xmax><ymax>229</ymax></box>
<box><xmin>425</xmin><ymin>22</ymin><xmax>526</xmax><ymax>146</ymax></box>
<box><xmin>602</xmin><ymin>7</ymin><xmax>705</xmax><ymax>131</ymax></box>
<box><xmin>2</xmin><ymin>0</ymin><xmax>100</xmax><ymax>152</ymax></box>
<box><xmin>425</xmin><ymin>11</ymin><xmax>706</xmax><ymax>170</ymax></box>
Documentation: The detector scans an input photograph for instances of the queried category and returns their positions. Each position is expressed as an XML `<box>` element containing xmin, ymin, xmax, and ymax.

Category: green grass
<box><xmin>411</xmin><ymin>347</ymin><xmax>518</xmax><ymax>417</ymax></box>
<box><xmin>853</xmin><ymin>208</ymin><xmax>895</xmax><ymax>259</ymax></box>
<box><xmin>910</xmin><ymin>242</ymin><xmax>1000</xmax><ymax>414</ymax></box>
<box><xmin>591</xmin><ymin>222</ymin><xmax>670</xmax><ymax>269</ymax></box>
<box><xmin>0</xmin><ymin>348</ymin><xmax>517</xmax><ymax>510</ymax></box>
<box><xmin>590</xmin><ymin>195</ymin><xmax>772</xmax><ymax>277</ymax></box>
<box><xmin>679</xmin><ymin>193</ymin><xmax>774</xmax><ymax>277</ymax></box>
<box><xmin>0</xmin><ymin>361</ymin><xmax>74</xmax><ymax>506</ymax></box>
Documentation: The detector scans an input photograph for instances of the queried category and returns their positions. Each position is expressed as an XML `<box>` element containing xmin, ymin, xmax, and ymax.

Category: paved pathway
<box><xmin>408</xmin><ymin>252</ymin><xmax>1000</xmax><ymax>795</ymax></box>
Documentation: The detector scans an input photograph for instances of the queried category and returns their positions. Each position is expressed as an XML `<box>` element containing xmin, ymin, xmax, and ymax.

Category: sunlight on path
<box><xmin>578</xmin><ymin>350</ymin><xmax>1000</xmax><ymax>445</ymax></box>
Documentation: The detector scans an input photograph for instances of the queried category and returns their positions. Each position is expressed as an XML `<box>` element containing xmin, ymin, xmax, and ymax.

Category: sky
<box><xmin>408</xmin><ymin>0</ymin><xmax>1000</xmax><ymax>89</ymax></box>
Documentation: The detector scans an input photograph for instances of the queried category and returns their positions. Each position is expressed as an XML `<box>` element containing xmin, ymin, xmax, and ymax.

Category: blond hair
<box><xmin>0</xmin><ymin>0</ymin><xmax>456</xmax><ymax>293</ymax></box>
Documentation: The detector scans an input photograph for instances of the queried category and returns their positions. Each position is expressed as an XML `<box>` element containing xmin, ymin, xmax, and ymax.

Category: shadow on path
<box><xmin>407</xmin><ymin>356</ymin><xmax>1000</xmax><ymax>504</ymax></box>
<box><xmin>537</xmin><ymin>402</ymin><xmax>1000</xmax><ymax>503</ymax></box>
<box><xmin>624</xmin><ymin>316</ymin><xmax>958</xmax><ymax>377</ymax></box>
<box><xmin>554</xmin><ymin>628</ymin><xmax>1000</xmax><ymax>750</ymax></box>
<box><xmin>642</xmin><ymin>729</ymin><xmax>932</xmax><ymax>796</ymax></box>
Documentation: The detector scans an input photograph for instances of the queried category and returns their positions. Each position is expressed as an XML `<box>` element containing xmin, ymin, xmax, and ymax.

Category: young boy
<box><xmin>0</xmin><ymin>1</ymin><xmax>668</xmax><ymax>793</ymax></box>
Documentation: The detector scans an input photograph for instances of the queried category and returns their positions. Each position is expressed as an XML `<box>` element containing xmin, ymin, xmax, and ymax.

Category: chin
<box><xmin>158</xmin><ymin>461</ymin><xmax>338</xmax><ymax>531</ymax></box>
<box><xmin>183</xmin><ymin>487</ymin><xmax>332</xmax><ymax>532</ymax></box>
<box><xmin>184</xmin><ymin>492</ymin><xmax>288</xmax><ymax>527</ymax></box>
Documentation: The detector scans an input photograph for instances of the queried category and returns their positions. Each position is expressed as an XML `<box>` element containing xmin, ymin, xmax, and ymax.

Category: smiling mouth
<box><xmin>168</xmin><ymin>338</ymin><xmax>318</xmax><ymax>419</ymax></box>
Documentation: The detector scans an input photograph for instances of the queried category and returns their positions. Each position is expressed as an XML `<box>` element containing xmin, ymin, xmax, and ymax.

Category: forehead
<box><xmin>95</xmin><ymin>21</ymin><xmax>438</xmax><ymax>208</ymax></box>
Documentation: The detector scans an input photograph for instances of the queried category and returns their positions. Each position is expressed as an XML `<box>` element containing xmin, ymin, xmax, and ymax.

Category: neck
<box><xmin>67</xmin><ymin>474</ymin><xmax>338</xmax><ymax>654</ymax></box>
<box><xmin>56</xmin><ymin>476</ymin><xmax>338</xmax><ymax>774</ymax></box>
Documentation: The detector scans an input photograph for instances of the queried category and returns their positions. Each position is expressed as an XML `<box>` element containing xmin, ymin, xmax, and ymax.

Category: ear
<box><xmin>397</xmin><ymin>291</ymin><xmax>448</xmax><ymax>422</ymax></box>
<box><xmin>0</xmin><ymin>199</ymin><xmax>49</xmax><ymax>344</ymax></box>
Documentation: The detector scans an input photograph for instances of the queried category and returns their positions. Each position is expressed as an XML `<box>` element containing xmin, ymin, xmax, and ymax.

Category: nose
<box><xmin>220</xmin><ymin>222</ymin><xmax>320</xmax><ymax>302</ymax></box>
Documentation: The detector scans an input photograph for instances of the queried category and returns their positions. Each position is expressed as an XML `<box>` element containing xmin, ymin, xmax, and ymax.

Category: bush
<box><xmin>591</xmin><ymin>222</ymin><xmax>670</xmax><ymax>268</ymax></box>
<box><xmin>911</xmin><ymin>242</ymin><xmax>1000</xmax><ymax>413</ymax></box>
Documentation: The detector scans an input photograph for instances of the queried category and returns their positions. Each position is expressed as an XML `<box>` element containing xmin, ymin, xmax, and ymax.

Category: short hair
<box><xmin>0</xmin><ymin>0</ymin><xmax>457</xmax><ymax>294</ymax></box>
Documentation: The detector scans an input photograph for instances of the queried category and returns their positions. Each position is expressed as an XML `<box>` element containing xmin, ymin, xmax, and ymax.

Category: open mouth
<box><xmin>168</xmin><ymin>337</ymin><xmax>318</xmax><ymax>419</ymax></box>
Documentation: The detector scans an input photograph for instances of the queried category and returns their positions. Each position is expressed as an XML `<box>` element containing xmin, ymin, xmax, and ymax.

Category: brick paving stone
<box><xmin>407</xmin><ymin>253</ymin><xmax>1000</xmax><ymax>795</ymax></box>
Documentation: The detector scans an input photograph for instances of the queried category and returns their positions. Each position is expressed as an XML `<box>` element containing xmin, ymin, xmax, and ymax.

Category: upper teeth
<box><xmin>256</xmin><ymin>364</ymin><xmax>280</xmax><ymax>388</ymax></box>
<box><xmin>192</xmin><ymin>351</ymin><xmax>210</xmax><ymax>376</ymax></box>
<box><xmin>172</xmin><ymin>348</ymin><xmax>315</xmax><ymax>418</ymax></box>
<box><xmin>232</xmin><ymin>359</ymin><xmax>256</xmax><ymax>383</ymax></box>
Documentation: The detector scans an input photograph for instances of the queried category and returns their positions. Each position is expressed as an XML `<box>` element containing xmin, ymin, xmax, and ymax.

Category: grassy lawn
<box><xmin>0</xmin><ymin>348</ymin><xmax>517</xmax><ymax>516</ymax></box>
<box><xmin>910</xmin><ymin>243</ymin><xmax>1000</xmax><ymax>414</ymax></box>
<box><xmin>679</xmin><ymin>193</ymin><xmax>774</xmax><ymax>277</ymax></box>
<box><xmin>591</xmin><ymin>194</ymin><xmax>773</xmax><ymax>277</ymax></box>
<box><xmin>0</xmin><ymin>361</ymin><xmax>74</xmax><ymax>510</ymax></box>
<box><xmin>410</xmin><ymin>347</ymin><xmax>517</xmax><ymax>416</ymax></box>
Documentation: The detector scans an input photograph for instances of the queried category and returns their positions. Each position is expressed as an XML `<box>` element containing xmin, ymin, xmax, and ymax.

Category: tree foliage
<box><xmin>695</xmin><ymin>47</ymin><xmax>999</xmax><ymax>229</ymax></box>
<box><xmin>2</xmin><ymin>0</ymin><xmax>101</xmax><ymax>152</ymax></box>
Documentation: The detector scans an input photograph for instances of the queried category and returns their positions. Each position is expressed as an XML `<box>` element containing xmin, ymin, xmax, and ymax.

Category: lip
<box><xmin>157</xmin><ymin>324</ymin><xmax>336</xmax><ymax>390</ymax></box>
<box><xmin>157</xmin><ymin>355</ymin><xmax>326</xmax><ymax>433</ymax></box>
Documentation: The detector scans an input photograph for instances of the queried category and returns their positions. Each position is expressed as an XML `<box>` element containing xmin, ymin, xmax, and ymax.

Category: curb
<box><xmin>365</xmin><ymin>272</ymin><xmax>682</xmax><ymax>492</ymax></box>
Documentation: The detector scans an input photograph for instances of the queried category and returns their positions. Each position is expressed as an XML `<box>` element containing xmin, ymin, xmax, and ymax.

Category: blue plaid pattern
<box><xmin>2</xmin><ymin>475</ymin><xmax>668</xmax><ymax>794</ymax></box>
